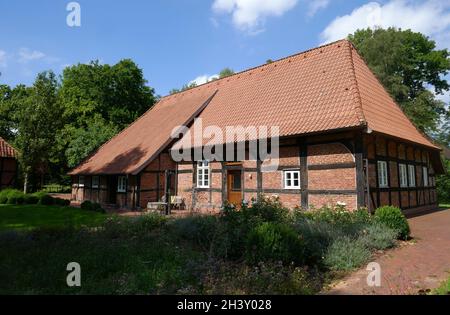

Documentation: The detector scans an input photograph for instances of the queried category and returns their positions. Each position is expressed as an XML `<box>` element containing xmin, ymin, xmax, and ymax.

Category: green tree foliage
<box><xmin>59</xmin><ymin>59</ymin><xmax>155</xmax><ymax>129</ymax></box>
<box><xmin>58</xmin><ymin>59</ymin><xmax>155</xmax><ymax>172</ymax></box>
<box><xmin>218</xmin><ymin>67</ymin><xmax>235</xmax><ymax>78</ymax></box>
<box><xmin>63</xmin><ymin>115</ymin><xmax>119</xmax><ymax>168</ymax></box>
<box><xmin>170</xmin><ymin>68</ymin><xmax>235</xmax><ymax>94</ymax></box>
<box><xmin>348</xmin><ymin>27</ymin><xmax>450</xmax><ymax>133</ymax></box>
<box><xmin>0</xmin><ymin>59</ymin><xmax>155</xmax><ymax>189</ymax></box>
<box><xmin>436</xmin><ymin>159</ymin><xmax>450</xmax><ymax>203</ymax></box>
<box><xmin>13</xmin><ymin>71</ymin><xmax>64</xmax><ymax>192</ymax></box>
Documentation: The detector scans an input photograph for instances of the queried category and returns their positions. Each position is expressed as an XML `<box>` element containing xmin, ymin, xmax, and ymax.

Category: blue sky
<box><xmin>0</xmin><ymin>0</ymin><xmax>449</xmax><ymax>99</ymax></box>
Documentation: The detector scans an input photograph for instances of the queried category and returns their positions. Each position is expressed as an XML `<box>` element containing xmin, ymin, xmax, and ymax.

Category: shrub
<box><xmin>293</xmin><ymin>218</ymin><xmax>343</xmax><ymax>265</ymax></box>
<box><xmin>91</xmin><ymin>202</ymin><xmax>105</xmax><ymax>213</ymax></box>
<box><xmin>39</xmin><ymin>194</ymin><xmax>54</xmax><ymax>206</ymax></box>
<box><xmin>374</xmin><ymin>206</ymin><xmax>410</xmax><ymax>240</ymax></box>
<box><xmin>246</xmin><ymin>222</ymin><xmax>305</xmax><ymax>265</ymax></box>
<box><xmin>324</xmin><ymin>236</ymin><xmax>371</xmax><ymax>271</ymax></box>
<box><xmin>0</xmin><ymin>189</ymin><xmax>23</xmax><ymax>204</ymax></box>
<box><xmin>54</xmin><ymin>198</ymin><xmax>71</xmax><ymax>207</ymax></box>
<box><xmin>4</xmin><ymin>190</ymin><xmax>25</xmax><ymax>205</ymax></box>
<box><xmin>80</xmin><ymin>200</ymin><xmax>93</xmax><ymax>211</ymax></box>
<box><xmin>359</xmin><ymin>222</ymin><xmax>397</xmax><ymax>250</ymax></box>
<box><xmin>240</xmin><ymin>196</ymin><xmax>289</xmax><ymax>224</ymax></box>
<box><xmin>169</xmin><ymin>215</ymin><xmax>219</xmax><ymax>251</ymax></box>
<box><xmin>197</xmin><ymin>261</ymin><xmax>321</xmax><ymax>295</ymax></box>
<box><xmin>24</xmin><ymin>194</ymin><xmax>39</xmax><ymax>204</ymax></box>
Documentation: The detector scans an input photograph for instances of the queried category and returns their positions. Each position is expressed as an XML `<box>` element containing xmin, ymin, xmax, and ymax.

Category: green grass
<box><xmin>0</xmin><ymin>222</ymin><xmax>205</xmax><ymax>294</ymax></box>
<box><xmin>439</xmin><ymin>203</ymin><xmax>450</xmax><ymax>209</ymax></box>
<box><xmin>433</xmin><ymin>277</ymin><xmax>450</xmax><ymax>295</ymax></box>
<box><xmin>0</xmin><ymin>204</ymin><xmax>107</xmax><ymax>231</ymax></box>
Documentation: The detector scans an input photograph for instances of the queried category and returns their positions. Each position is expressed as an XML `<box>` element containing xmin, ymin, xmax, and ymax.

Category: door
<box><xmin>227</xmin><ymin>170</ymin><xmax>242</xmax><ymax>206</ymax></box>
<box><xmin>108</xmin><ymin>176</ymin><xmax>118</xmax><ymax>204</ymax></box>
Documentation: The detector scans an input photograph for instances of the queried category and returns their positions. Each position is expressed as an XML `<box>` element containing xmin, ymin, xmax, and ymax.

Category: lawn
<box><xmin>0</xmin><ymin>204</ymin><xmax>107</xmax><ymax>231</ymax></box>
<box><xmin>439</xmin><ymin>203</ymin><xmax>450</xmax><ymax>209</ymax></box>
<box><xmin>433</xmin><ymin>277</ymin><xmax>450</xmax><ymax>295</ymax></box>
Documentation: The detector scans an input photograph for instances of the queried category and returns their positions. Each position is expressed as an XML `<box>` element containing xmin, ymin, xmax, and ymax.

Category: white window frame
<box><xmin>92</xmin><ymin>176</ymin><xmax>99</xmax><ymax>189</ymax></box>
<box><xmin>197</xmin><ymin>161</ymin><xmax>210</xmax><ymax>188</ymax></box>
<box><xmin>422</xmin><ymin>167</ymin><xmax>429</xmax><ymax>187</ymax></box>
<box><xmin>408</xmin><ymin>165</ymin><xmax>416</xmax><ymax>187</ymax></box>
<box><xmin>283</xmin><ymin>170</ymin><xmax>300</xmax><ymax>189</ymax></box>
<box><xmin>78</xmin><ymin>175</ymin><xmax>85</xmax><ymax>188</ymax></box>
<box><xmin>399</xmin><ymin>164</ymin><xmax>408</xmax><ymax>188</ymax></box>
<box><xmin>117</xmin><ymin>176</ymin><xmax>127</xmax><ymax>193</ymax></box>
<box><xmin>377</xmin><ymin>161</ymin><xmax>388</xmax><ymax>188</ymax></box>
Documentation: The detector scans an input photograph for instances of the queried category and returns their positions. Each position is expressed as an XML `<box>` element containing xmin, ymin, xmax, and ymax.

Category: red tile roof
<box><xmin>69</xmin><ymin>90</ymin><xmax>217</xmax><ymax>175</ymax></box>
<box><xmin>0</xmin><ymin>137</ymin><xmax>17</xmax><ymax>158</ymax></box>
<box><xmin>70</xmin><ymin>39</ymin><xmax>440</xmax><ymax>175</ymax></box>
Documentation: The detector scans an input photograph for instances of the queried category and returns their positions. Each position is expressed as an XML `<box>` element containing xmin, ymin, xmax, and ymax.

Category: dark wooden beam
<box><xmin>355</xmin><ymin>133</ymin><xmax>365</xmax><ymax>208</ymax></box>
<box><xmin>299</xmin><ymin>139</ymin><xmax>308</xmax><ymax>209</ymax></box>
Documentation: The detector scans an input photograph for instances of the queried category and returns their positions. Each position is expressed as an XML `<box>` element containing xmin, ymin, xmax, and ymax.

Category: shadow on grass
<box><xmin>0</xmin><ymin>204</ymin><xmax>107</xmax><ymax>231</ymax></box>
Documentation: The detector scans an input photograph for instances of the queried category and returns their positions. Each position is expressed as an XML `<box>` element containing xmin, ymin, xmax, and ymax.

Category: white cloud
<box><xmin>212</xmin><ymin>0</ymin><xmax>298</xmax><ymax>33</ymax></box>
<box><xmin>189</xmin><ymin>74</ymin><xmax>219</xmax><ymax>86</ymax></box>
<box><xmin>307</xmin><ymin>0</ymin><xmax>330</xmax><ymax>17</ymax></box>
<box><xmin>0</xmin><ymin>50</ymin><xmax>7</xmax><ymax>67</ymax></box>
<box><xmin>320</xmin><ymin>0</ymin><xmax>450</xmax><ymax>47</ymax></box>
<box><xmin>18</xmin><ymin>48</ymin><xmax>46</xmax><ymax>63</ymax></box>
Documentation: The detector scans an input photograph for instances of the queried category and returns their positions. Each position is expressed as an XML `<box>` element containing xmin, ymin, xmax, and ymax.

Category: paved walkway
<box><xmin>326</xmin><ymin>208</ymin><xmax>450</xmax><ymax>295</ymax></box>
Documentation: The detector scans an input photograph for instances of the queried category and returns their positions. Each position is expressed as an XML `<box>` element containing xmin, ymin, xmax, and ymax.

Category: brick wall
<box><xmin>138</xmin><ymin>152</ymin><xmax>176</xmax><ymax>208</ymax></box>
<box><xmin>365</xmin><ymin>134</ymin><xmax>438</xmax><ymax>212</ymax></box>
<box><xmin>307</xmin><ymin>142</ymin><xmax>357</xmax><ymax>210</ymax></box>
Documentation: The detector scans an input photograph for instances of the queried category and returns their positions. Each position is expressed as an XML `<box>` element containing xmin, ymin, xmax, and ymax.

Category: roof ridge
<box><xmin>347</xmin><ymin>42</ymin><xmax>367</xmax><ymax>126</ymax></box>
<box><xmin>163</xmin><ymin>38</ymin><xmax>350</xmax><ymax>99</ymax></box>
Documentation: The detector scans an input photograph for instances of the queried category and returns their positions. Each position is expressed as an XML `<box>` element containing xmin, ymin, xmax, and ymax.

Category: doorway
<box><xmin>227</xmin><ymin>170</ymin><xmax>242</xmax><ymax>206</ymax></box>
<box><xmin>108</xmin><ymin>176</ymin><xmax>118</xmax><ymax>204</ymax></box>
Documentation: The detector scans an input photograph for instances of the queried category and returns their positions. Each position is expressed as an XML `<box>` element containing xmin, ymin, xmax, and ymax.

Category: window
<box><xmin>197</xmin><ymin>161</ymin><xmax>210</xmax><ymax>188</ymax></box>
<box><xmin>377</xmin><ymin>161</ymin><xmax>388</xmax><ymax>188</ymax></box>
<box><xmin>231</xmin><ymin>173</ymin><xmax>241</xmax><ymax>191</ymax></box>
<box><xmin>117</xmin><ymin>176</ymin><xmax>127</xmax><ymax>193</ymax></box>
<box><xmin>284</xmin><ymin>170</ymin><xmax>300</xmax><ymax>189</ymax></box>
<box><xmin>408</xmin><ymin>165</ymin><xmax>416</xmax><ymax>187</ymax></box>
<box><xmin>423</xmin><ymin>167</ymin><xmax>429</xmax><ymax>187</ymax></box>
<box><xmin>78</xmin><ymin>175</ymin><xmax>85</xmax><ymax>188</ymax></box>
<box><xmin>399</xmin><ymin>164</ymin><xmax>408</xmax><ymax>188</ymax></box>
<box><xmin>92</xmin><ymin>176</ymin><xmax>99</xmax><ymax>189</ymax></box>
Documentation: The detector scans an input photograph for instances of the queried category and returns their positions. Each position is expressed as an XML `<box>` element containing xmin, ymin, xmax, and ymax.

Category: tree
<box><xmin>58</xmin><ymin>59</ymin><xmax>156</xmax><ymax>170</ymax></box>
<box><xmin>59</xmin><ymin>59</ymin><xmax>156</xmax><ymax>129</ymax></box>
<box><xmin>0</xmin><ymin>84</ymin><xmax>15</xmax><ymax>140</ymax></box>
<box><xmin>14</xmin><ymin>71</ymin><xmax>64</xmax><ymax>192</ymax></box>
<box><xmin>348</xmin><ymin>28</ymin><xmax>450</xmax><ymax>133</ymax></box>
<box><xmin>219</xmin><ymin>67</ymin><xmax>235</xmax><ymax>78</ymax></box>
<box><xmin>63</xmin><ymin>115</ymin><xmax>119</xmax><ymax>168</ymax></box>
<box><xmin>169</xmin><ymin>68</ymin><xmax>235</xmax><ymax>94</ymax></box>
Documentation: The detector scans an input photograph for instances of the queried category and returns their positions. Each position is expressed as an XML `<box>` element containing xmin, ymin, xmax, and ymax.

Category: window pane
<box><xmin>378</xmin><ymin>161</ymin><xmax>388</xmax><ymax>187</ymax></box>
<box><xmin>232</xmin><ymin>174</ymin><xmax>241</xmax><ymax>191</ymax></box>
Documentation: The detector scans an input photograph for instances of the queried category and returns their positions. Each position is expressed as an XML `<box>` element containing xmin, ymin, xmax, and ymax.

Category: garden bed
<box><xmin>0</xmin><ymin>197</ymin><xmax>410</xmax><ymax>294</ymax></box>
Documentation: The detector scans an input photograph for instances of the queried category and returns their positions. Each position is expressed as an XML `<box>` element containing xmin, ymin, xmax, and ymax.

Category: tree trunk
<box><xmin>23</xmin><ymin>172</ymin><xmax>28</xmax><ymax>194</ymax></box>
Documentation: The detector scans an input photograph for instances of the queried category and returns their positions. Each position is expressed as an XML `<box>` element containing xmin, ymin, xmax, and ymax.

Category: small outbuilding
<box><xmin>0</xmin><ymin>137</ymin><xmax>18</xmax><ymax>189</ymax></box>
